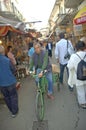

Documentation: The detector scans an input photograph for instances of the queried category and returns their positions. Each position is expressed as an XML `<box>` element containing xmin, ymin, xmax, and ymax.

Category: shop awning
<box><xmin>0</xmin><ymin>24</ymin><xmax>24</xmax><ymax>36</ymax></box>
<box><xmin>73</xmin><ymin>6</ymin><xmax>86</xmax><ymax>25</ymax></box>
<box><xmin>65</xmin><ymin>0</ymin><xmax>84</xmax><ymax>9</ymax></box>
<box><xmin>0</xmin><ymin>24</ymin><xmax>34</xmax><ymax>38</ymax></box>
<box><xmin>56</xmin><ymin>12</ymin><xmax>76</xmax><ymax>26</ymax></box>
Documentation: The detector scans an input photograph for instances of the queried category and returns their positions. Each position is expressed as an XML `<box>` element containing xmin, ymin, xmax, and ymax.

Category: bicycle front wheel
<box><xmin>36</xmin><ymin>91</ymin><xmax>44</xmax><ymax>121</ymax></box>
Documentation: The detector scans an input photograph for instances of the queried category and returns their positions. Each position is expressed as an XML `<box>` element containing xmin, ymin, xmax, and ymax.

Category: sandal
<box><xmin>47</xmin><ymin>94</ymin><xmax>54</xmax><ymax>100</ymax></box>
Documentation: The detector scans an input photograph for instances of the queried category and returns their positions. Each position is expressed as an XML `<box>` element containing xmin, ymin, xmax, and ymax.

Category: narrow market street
<box><xmin>0</xmin><ymin>49</ymin><xmax>86</xmax><ymax>130</ymax></box>
<box><xmin>0</xmin><ymin>0</ymin><xmax>86</xmax><ymax>130</ymax></box>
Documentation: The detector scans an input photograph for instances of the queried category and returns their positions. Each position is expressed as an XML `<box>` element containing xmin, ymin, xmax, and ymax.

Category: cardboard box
<box><xmin>52</xmin><ymin>64</ymin><xmax>60</xmax><ymax>73</ymax></box>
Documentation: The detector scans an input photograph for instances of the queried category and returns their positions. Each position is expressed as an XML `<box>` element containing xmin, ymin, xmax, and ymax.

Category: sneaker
<box><xmin>68</xmin><ymin>85</ymin><xmax>74</xmax><ymax>92</ymax></box>
<box><xmin>11</xmin><ymin>114</ymin><xmax>17</xmax><ymax>118</ymax></box>
<box><xmin>11</xmin><ymin>112</ymin><xmax>18</xmax><ymax>118</ymax></box>
<box><xmin>47</xmin><ymin>94</ymin><xmax>54</xmax><ymax>100</ymax></box>
<box><xmin>79</xmin><ymin>104</ymin><xmax>86</xmax><ymax>109</ymax></box>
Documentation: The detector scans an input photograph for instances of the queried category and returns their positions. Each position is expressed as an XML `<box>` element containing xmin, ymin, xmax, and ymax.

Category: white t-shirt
<box><xmin>55</xmin><ymin>39</ymin><xmax>74</xmax><ymax>65</ymax></box>
<box><xmin>48</xmin><ymin>43</ymin><xmax>51</xmax><ymax>50</ymax></box>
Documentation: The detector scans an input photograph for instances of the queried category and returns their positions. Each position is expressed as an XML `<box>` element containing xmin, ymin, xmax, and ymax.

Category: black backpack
<box><xmin>76</xmin><ymin>54</ymin><xmax>86</xmax><ymax>80</ymax></box>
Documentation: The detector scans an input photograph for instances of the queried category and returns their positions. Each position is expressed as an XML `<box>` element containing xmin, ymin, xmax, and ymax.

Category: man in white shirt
<box><xmin>55</xmin><ymin>32</ymin><xmax>74</xmax><ymax>85</ymax></box>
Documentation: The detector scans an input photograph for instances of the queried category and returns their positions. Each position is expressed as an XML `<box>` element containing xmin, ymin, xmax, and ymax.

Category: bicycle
<box><xmin>29</xmin><ymin>70</ymin><xmax>47</xmax><ymax>121</ymax></box>
<box><xmin>29</xmin><ymin>70</ymin><xmax>60</xmax><ymax>121</ymax></box>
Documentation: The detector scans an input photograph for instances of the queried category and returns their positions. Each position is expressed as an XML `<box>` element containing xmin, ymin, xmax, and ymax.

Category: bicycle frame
<box><xmin>30</xmin><ymin>71</ymin><xmax>47</xmax><ymax>121</ymax></box>
<box><xmin>30</xmin><ymin>70</ymin><xmax>60</xmax><ymax>121</ymax></box>
<box><xmin>36</xmin><ymin>76</ymin><xmax>46</xmax><ymax>121</ymax></box>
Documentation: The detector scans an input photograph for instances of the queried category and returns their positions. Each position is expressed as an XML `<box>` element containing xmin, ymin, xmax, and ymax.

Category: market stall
<box><xmin>73</xmin><ymin>6</ymin><xmax>86</xmax><ymax>41</ymax></box>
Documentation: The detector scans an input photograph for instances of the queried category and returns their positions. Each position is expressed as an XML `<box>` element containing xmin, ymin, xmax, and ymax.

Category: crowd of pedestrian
<box><xmin>0</xmin><ymin>32</ymin><xmax>86</xmax><ymax>119</ymax></box>
<box><xmin>55</xmin><ymin>32</ymin><xmax>86</xmax><ymax>109</ymax></box>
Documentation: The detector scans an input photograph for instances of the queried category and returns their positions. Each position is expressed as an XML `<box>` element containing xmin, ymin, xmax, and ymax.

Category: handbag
<box><xmin>64</xmin><ymin>40</ymin><xmax>71</xmax><ymax>59</ymax></box>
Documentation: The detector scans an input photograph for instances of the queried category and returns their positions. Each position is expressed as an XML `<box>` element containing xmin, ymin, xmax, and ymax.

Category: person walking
<box><xmin>0</xmin><ymin>45</ymin><xmax>19</xmax><ymax>117</ymax></box>
<box><xmin>55</xmin><ymin>32</ymin><xmax>74</xmax><ymax>86</ymax></box>
<box><xmin>28</xmin><ymin>42</ymin><xmax>34</xmax><ymax>64</ymax></box>
<box><xmin>46</xmin><ymin>39</ymin><xmax>53</xmax><ymax>58</ymax></box>
<box><xmin>6</xmin><ymin>45</ymin><xmax>21</xmax><ymax>89</ymax></box>
<box><xmin>6</xmin><ymin>45</ymin><xmax>16</xmax><ymax>65</ymax></box>
<box><xmin>67</xmin><ymin>41</ymin><xmax>86</xmax><ymax>108</ymax></box>
<box><xmin>29</xmin><ymin>42</ymin><xmax>54</xmax><ymax>99</ymax></box>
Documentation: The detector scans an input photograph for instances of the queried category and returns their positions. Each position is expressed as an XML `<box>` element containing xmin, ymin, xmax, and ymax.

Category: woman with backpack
<box><xmin>67</xmin><ymin>41</ymin><xmax>86</xmax><ymax>109</ymax></box>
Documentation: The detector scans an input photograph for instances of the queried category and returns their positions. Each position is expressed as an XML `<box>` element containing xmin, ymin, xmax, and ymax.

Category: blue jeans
<box><xmin>59</xmin><ymin>63</ymin><xmax>69</xmax><ymax>84</ymax></box>
<box><xmin>45</xmin><ymin>71</ymin><xmax>53</xmax><ymax>94</ymax></box>
<box><xmin>0</xmin><ymin>83</ymin><xmax>18</xmax><ymax>115</ymax></box>
<box><xmin>36</xmin><ymin>68</ymin><xmax>53</xmax><ymax>94</ymax></box>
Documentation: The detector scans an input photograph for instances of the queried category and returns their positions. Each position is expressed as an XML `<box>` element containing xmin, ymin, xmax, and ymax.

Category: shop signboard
<box><xmin>73</xmin><ymin>24</ymin><xmax>83</xmax><ymax>36</ymax></box>
<box><xmin>73</xmin><ymin>6</ymin><xmax>86</xmax><ymax>25</ymax></box>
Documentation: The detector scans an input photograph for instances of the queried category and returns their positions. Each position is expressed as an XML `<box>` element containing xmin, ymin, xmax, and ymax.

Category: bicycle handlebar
<box><xmin>29</xmin><ymin>70</ymin><xmax>47</xmax><ymax>78</ymax></box>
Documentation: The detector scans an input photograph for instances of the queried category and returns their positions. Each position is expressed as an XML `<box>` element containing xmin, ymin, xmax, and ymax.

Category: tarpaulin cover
<box><xmin>0</xmin><ymin>25</ymin><xmax>23</xmax><ymax>36</ymax></box>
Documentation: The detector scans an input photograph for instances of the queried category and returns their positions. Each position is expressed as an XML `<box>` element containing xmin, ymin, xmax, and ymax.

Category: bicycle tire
<box><xmin>57</xmin><ymin>73</ymin><xmax>60</xmax><ymax>91</ymax></box>
<box><xmin>36</xmin><ymin>91</ymin><xmax>44</xmax><ymax>121</ymax></box>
